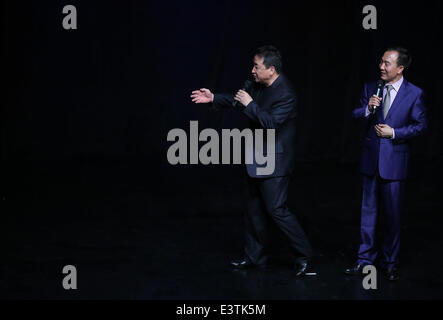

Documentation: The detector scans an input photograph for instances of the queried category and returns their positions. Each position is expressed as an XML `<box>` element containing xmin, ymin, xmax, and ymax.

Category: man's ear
<box><xmin>398</xmin><ymin>65</ymin><xmax>404</xmax><ymax>75</ymax></box>
<box><xmin>270</xmin><ymin>65</ymin><xmax>276</xmax><ymax>75</ymax></box>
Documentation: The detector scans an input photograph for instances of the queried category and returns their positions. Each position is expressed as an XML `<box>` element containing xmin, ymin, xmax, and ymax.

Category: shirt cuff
<box><xmin>391</xmin><ymin>128</ymin><xmax>395</xmax><ymax>139</ymax></box>
<box><xmin>365</xmin><ymin>105</ymin><xmax>371</xmax><ymax>117</ymax></box>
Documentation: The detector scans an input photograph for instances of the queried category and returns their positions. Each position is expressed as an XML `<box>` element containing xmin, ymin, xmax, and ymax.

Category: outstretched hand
<box><xmin>190</xmin><ymin>88</ymin><xmax>213</xmax><ymax>104</ymax></box>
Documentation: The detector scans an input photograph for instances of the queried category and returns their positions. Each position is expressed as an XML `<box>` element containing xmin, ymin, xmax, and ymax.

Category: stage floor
<box><xmin>2</xmin><ymin>159</ymin><xmax>442</xmax><ymax>299</ymax></box>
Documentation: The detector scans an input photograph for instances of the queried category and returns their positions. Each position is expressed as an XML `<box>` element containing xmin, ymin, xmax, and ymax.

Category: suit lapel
<box><xmin>384</xmin><ymin>80</ymin><xmax>410</xmax><ymax>122</ymax></box>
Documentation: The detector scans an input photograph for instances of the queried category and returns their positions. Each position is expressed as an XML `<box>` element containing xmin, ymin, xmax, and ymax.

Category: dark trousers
<box><xmin>357</xmin><ymin>173</ymin><xmax>405</xmax><ymax>268</ymax></box>
<box><xmin>244</xmin><ymin>176</ymin><xmax>312</xmax><ymax>265</ymax></box>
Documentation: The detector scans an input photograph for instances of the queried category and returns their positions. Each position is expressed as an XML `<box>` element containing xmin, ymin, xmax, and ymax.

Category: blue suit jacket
<box><xmin>353</xmin><ymin>79</ymin><xmax>427</xmax><ymax>180</ymax></box>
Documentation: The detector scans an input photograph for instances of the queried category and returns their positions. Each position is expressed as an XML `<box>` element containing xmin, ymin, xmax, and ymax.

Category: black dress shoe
<box><xmin>294</xmin><ymin>258</ymin><xmax>312</xmax><ymax>277</ymax></box>
<box><xmin>384</xmin><ymin>267</ymin><xmax>399</xmax><ymax>281</ymax></box>
<box><xmin>230</xmin><ymin>259</ymin><xmax>266</xmax><ymax>269</ymax></box>
<box><xmin>344</xmin><ymin>263</ymin><xmax>364</xmax><ymax>275</ymax></box>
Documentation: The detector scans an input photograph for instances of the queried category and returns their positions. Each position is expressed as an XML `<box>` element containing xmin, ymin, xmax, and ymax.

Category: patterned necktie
<box><xmin>383</xmin><ymin>85</ymin><xmax>394</xmax><ymax>119</ymax></box>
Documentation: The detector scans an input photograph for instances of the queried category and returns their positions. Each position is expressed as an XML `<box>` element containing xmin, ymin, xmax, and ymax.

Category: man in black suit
<box><xmin>190</xmin><ymin>46</ymin><xmax>312</xmax><ymax>276</ymax></box>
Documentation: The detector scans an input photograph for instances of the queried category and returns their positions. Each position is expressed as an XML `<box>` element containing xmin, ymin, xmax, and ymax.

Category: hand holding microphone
<box><xmin>233</xmin><ymin>80</ymin><xmax>253</xmax><ymax>107</ymax></box>
<box><xmin>368</xmin><ymin>95</ymin><xmax>382</xmax><ymax>113</ymax></box>
<box><xmin>369</xmin><ymin>79</ymin><xmax>385</xmax><ymax>113</ymax></box>
<box><xmin>234</xmin><ymin>90</ymin><xmax>253</xmax><ymax>107</ymax></box>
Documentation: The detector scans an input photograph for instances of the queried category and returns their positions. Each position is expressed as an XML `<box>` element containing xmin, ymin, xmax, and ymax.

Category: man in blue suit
<box><xmin>191</xmin><ymin>46</ymin><xmax>313</xmax><ymax>276</ymax></box>
<box><xmin>345</xmin><ymin>47</ymin><xmax>427</xmax><ymax>281</ymax></box>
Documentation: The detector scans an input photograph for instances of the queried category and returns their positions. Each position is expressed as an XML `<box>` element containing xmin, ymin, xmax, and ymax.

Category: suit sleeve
<box><xmin>353</xmin><ymin>83</ymin><xmax>372</xmax><ymax>120</ymax></box>
<box><xmin>393</xmin><ymin>91</ymin><xmax>427</xmax><ymax>140</ymax></box>
<box><xmin>211</xmin><ymin>93</ymin><xmax>235</xmax><ymax>111</ymax></box>
<box><xmin>242</xmin><ymin>93</ymin><xmax>296</xmax><ymax>129</ymax></box>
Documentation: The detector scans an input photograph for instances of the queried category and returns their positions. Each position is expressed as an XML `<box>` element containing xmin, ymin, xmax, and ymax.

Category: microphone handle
<box><xmin>371</xmin><ymin>88</ymin><xmax>383</xmax><ymax>113</ymax></box>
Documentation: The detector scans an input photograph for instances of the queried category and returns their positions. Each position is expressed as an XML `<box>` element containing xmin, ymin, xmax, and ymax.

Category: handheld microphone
<box><xmin>371</xmin><ymin>79</ymin><xmax>385</xmax><ymax>113</ymax></box>
<box><xmin>232</xmin><ymin>80</ymin><xmax>253</xmax><ymax>107</ymax></box>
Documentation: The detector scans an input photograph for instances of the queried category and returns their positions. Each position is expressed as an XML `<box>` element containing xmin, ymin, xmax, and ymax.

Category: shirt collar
<box><xmin>386</xmin><ymin>76</ymin><xmax>404</xmax><ymax>92</ymax></box>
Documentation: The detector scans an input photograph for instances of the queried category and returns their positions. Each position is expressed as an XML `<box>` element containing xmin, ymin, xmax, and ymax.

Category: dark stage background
<box><xmin>2</xmin><ymin>0</ymin><xmax>443</xmax><ymax>299</ymax></box>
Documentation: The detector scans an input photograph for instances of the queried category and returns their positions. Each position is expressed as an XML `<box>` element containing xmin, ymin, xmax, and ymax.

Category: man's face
<box><xmin>251</xmin><ymin>55</ymin><xmax>274</xmax><ymax>84</ymax></box>
<box><xmin>379</xmin><ymin>51</ymin><xmax>404</xmax><ymax>83</ymax></box>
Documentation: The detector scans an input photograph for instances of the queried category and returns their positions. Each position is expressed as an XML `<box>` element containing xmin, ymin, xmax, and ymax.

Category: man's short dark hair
<box><xmin>386</xmin><ymin>46</ymin><xmax>412</xmax><ymax>70</ymax></box>
<box><xmin>254</xmin><ymin>45</ymin><xmax>283</xmax><ymax>74</ymax></box>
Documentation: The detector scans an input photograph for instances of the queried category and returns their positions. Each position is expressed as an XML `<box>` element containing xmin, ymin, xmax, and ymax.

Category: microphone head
<box><xmin>243</xmin><ymin>80</ymin><xmax>253</xmax><ymax>90</ymax></box>
<box><xmin>376</xmin><ymin>79</ymin><xmax>385</xmax><ymax>89</ymax></box>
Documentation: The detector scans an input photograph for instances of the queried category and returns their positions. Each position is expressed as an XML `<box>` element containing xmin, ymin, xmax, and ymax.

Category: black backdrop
<box><xmin>3</xmin><ymin>0</ymin><xmax>443</xmax><ymax>217</ymax></box>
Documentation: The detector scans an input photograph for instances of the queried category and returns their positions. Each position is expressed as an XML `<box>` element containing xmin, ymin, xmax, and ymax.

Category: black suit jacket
<box><xmin>212</xmin><ymin>74</ymin><xmax>297</xmax><ymax>178</ymax></box>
